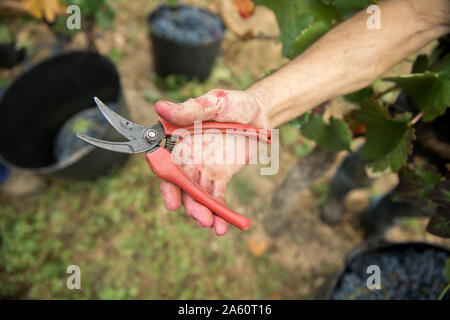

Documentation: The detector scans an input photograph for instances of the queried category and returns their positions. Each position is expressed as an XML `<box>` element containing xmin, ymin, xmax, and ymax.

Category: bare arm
<box><xmin>154</xmin><ymin>0</ymin><xmax>450</xmax><ymax>235</ymax></box>
<box><xmin>247</xmin><ymin>0</ymin><xmax>450</xmax><ymax>128</ymax></box>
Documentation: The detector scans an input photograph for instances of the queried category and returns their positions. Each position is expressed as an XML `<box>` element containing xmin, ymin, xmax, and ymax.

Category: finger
<box><xmin>160</xmin><ymin>180</ymin><xmax>181</xmax><ymax>211</ymax></box>
<box><xmin>212</xmin><ymin>179</ymin><xmax>228</xmax><ymax>200</ymax></box>
<box><xmin>182</xmin><ymin>192</ymin><xmax>214</xmax><ymax>228</ymax></box>
<box><xmin>199</xmin><ymin>171</ymin><xmax>214</xmax><ymax>194</ymax></box>
<box><xmin>213</xmin><ymin>216</ymin><xmax>229</xmax><ymax>236</ymax></box>
<box><xmin>212</xmin><ymin>196</ymin><xmax>229</xmax><ymax>236</ymax></box>
<box><xmin>154</xmin><ymin>90</ymin><xmax>229</xmax><ymax>125</ymax></box>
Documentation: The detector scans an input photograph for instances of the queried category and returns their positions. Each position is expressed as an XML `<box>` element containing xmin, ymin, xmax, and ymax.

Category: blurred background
<box><xmin>0</xmin><ymin>0</ymin><xmax>449</xmax><ymax>299</ymax></box>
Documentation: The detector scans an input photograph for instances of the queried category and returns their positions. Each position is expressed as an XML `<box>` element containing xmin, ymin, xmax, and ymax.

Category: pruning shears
<box><xmin>77</xmin><ymin>98</ymin><xmax>272</xmax><ymax>231</ymax></box>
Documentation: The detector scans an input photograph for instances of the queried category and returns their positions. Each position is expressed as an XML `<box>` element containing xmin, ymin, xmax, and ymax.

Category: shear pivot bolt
<box><xmin>146</xmin><ymin>130</ymin><xmax>158</xmax><ymax>141</ymax></box>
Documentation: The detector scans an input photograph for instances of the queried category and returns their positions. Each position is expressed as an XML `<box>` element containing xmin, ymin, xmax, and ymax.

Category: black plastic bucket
<box><xmin>318</xmin><ymin>241</ymin><xmax>450</xmax><ymax>300</ymax></box>
<box><xmin>0</xmin><ymin>43</ymin><xmax>26</xmax><ymax>69</ymax></box>
<box><xmin>147</xmin><ymin>5</ymin><xmax>225</xmax><ymax>81</ymax></box>
<box><xmin>0</xmin><ymin>51</ymin><xmax>129</xmax><ymax>180</ymax></box>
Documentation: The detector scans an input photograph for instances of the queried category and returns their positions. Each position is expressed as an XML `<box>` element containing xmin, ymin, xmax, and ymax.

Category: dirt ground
<box><xmin>1</xmin><ymin>0</ymin><xmax>449</xmax><ymax>299</ymax></box>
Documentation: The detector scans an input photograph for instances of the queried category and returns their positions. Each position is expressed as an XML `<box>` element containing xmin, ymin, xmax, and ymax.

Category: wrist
<box><xmin>245</xmin><ymin>87</ymin><xmax>272</xmax><ymax>129</ymax></box>
<box><xmin>246</xmin><ymin>67</ymin><xmax>320</xmax><ymax>128</ymax></box>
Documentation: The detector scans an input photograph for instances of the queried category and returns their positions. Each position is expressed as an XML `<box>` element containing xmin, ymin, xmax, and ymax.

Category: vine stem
<box><xmin>411</xmin><ymin>112</ymin><xmax>423</xmax><ymax>125</ymax></box>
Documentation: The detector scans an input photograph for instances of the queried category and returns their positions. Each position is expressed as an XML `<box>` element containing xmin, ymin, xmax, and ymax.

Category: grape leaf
<box><xmin>384</xmin><ymin>54</ymin><xmax>450</xmax><ymax>122</ymax></box>
<box><xmin>344</xmin><ymin>86</ymin><xmax>374</xmax><ymax>104</ymax></box>
<box><xmin>392</xmin><ymin>164</ymin><xmax>443</xmax><ymax>213</ymax></box>
<box><xmin>254</xmin><ymin>0</ymin><xmax>338</xmax><ymax>58</ymax></box>
<box><xmin>301</xmin><ymin>115</ymin><xmax>352</xmax><ymax>154</ymax></box>
<box><xmin>289</xmin><ymin>111</ymin><xmax>311</xmax><ymax>129</ymax></box>
<box><xmin>288</xmin><ymin>21</ymin><xmax>330</xmax><ymax>59</ymax></box>
<box><xmin>280</xmin><ymin>13</ymin><xmax>315</xmax><ymax>59</ymax></box>
<box><xmin>255</xmin><ymin>0</ymin><xmax>378</xmax><ymax>57</ymax></box>
<box><xmin>332</xmin><ymin>0</ymin><xmax>378</xmax><ymax>18</ymax></box>
<box><xmin>355</xmin><ymin>101</ymin><xmax>414</xmax><ymax>172</ymax></box>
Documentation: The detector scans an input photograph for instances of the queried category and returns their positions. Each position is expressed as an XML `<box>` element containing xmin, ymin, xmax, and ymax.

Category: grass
<box><xmin>0</xmin><ymin>157</ymin><xmax>289</xmax><ymax>299</ymax></box>
<box><xmin>0</xmin><ymin>30</ymin><xmax>293</xmax><ymax>299</ymax></box>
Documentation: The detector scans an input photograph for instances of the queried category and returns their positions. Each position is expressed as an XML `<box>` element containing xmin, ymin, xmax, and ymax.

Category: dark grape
<box><xmin>150</xmin><ymin>6</ymin><xmax>224</xmax><ymax>46</ymax></box>
<box><xmin>330</xmin><ymin>247</ymin><xmax>449</xmax><ymax>300</ymax></box>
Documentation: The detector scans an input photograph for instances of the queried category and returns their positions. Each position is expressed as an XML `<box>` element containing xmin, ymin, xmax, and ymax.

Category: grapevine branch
<box><xmin>265</xmin><ymin>147</ymin><xmax>336</xmax><ymax>236</ymax></box>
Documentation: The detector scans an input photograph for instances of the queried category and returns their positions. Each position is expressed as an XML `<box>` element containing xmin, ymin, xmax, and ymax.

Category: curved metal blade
<box><xmin>94</xmin><ymin>97</ymin><xmax>148</xmax><ymax>145</ymax></box>
<box><xmin>77</xmin><ymin>133</ymin><xmax>135</xmax><ymax>154</ymax></box>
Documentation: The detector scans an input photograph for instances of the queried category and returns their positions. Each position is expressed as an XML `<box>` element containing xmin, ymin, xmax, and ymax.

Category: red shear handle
<box><xmin>159</xmin><ymin>119</ymin><xmax>271</xmax><ymax>144</ymax></box>
<box><xmin>146</xmin><ymin>148</ymin><xmax>252</xmax><ymax>231</ymax></box>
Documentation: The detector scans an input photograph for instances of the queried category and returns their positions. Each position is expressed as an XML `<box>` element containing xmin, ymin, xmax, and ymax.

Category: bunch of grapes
<box><xmin>330</xmin><ymin>247</ymin><xmax>449</xmax><ymax>300</ymax></box>
<box><xmin>54</xmin><ymin>103</ymin><xmax>118</xmax><ymax>162</ymax></box>
<box><xmin>151</xmin><ymin>6</ymin><xmax>224</xmax><ymax>46</ymax></box>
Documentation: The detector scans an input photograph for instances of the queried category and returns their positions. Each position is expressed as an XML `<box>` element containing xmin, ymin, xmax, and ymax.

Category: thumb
<box><xmin>154</xmin><ymin>89</ymin><xmax>229</xmax><ymax>126</ymax></box>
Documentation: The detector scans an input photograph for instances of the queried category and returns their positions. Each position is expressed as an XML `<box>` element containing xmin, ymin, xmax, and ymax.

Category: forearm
<box><xmin>247</xmin><ymin>0</ymin><xmax>450</xmax><ymax>128</ymax></box>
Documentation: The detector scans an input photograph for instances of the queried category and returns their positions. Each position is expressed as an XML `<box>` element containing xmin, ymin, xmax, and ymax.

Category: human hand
<box><xmin>154</xmin><ymin>89</ymin><xmax>267</xmax><ymax>235</ymax></box>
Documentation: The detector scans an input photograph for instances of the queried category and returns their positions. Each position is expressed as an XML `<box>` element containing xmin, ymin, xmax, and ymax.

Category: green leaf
<box><xmin>289</xmin><ymin>111</ymin><xmax>311</xmax><ymax>128</ymax></box>
<box><xmin>355</xmin><ymin>101</ymin><xmax>413</xmax><ymax>172</ymax></box>
<box><xmin>278</xmin><ymin>13</ymin><xmax>315</xmax><ymax>58</ymax></box>
<box><xmin>384</xmin><ymin>54</ymin><xmax>450</xmax><ymax>122</ymax></box>
<box><xmin>288</xmin><ymin>21</ymin><xmax>330</xmax><ymax>58</ymax></box>
<box><xmin>332</xmin><ymin>0</ymin><xmax>378</xmax><ymax>18</ymax></box>
<box><xmin>393</xmin><ymin>164</ymin><xmax>443</xmax><ymax>212</ymax></box>
<box><xmin>344</xmin><ymin>86</ymin><xmax>374</xmax><ymax>104</ymax></box>
<box><xmin>254</xmin><ymin>0</ymin><xmax>338</xmax><ymax>58</ymax></box>
<box><xmin>96</xmin><ymin>3</ymin><xmax>115</xmax><ymax>29</ymax></box>
<box><xmin>301</xmin><ymin>115</ymin><xmax>352</xmax><ymax>153</ymax></box>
